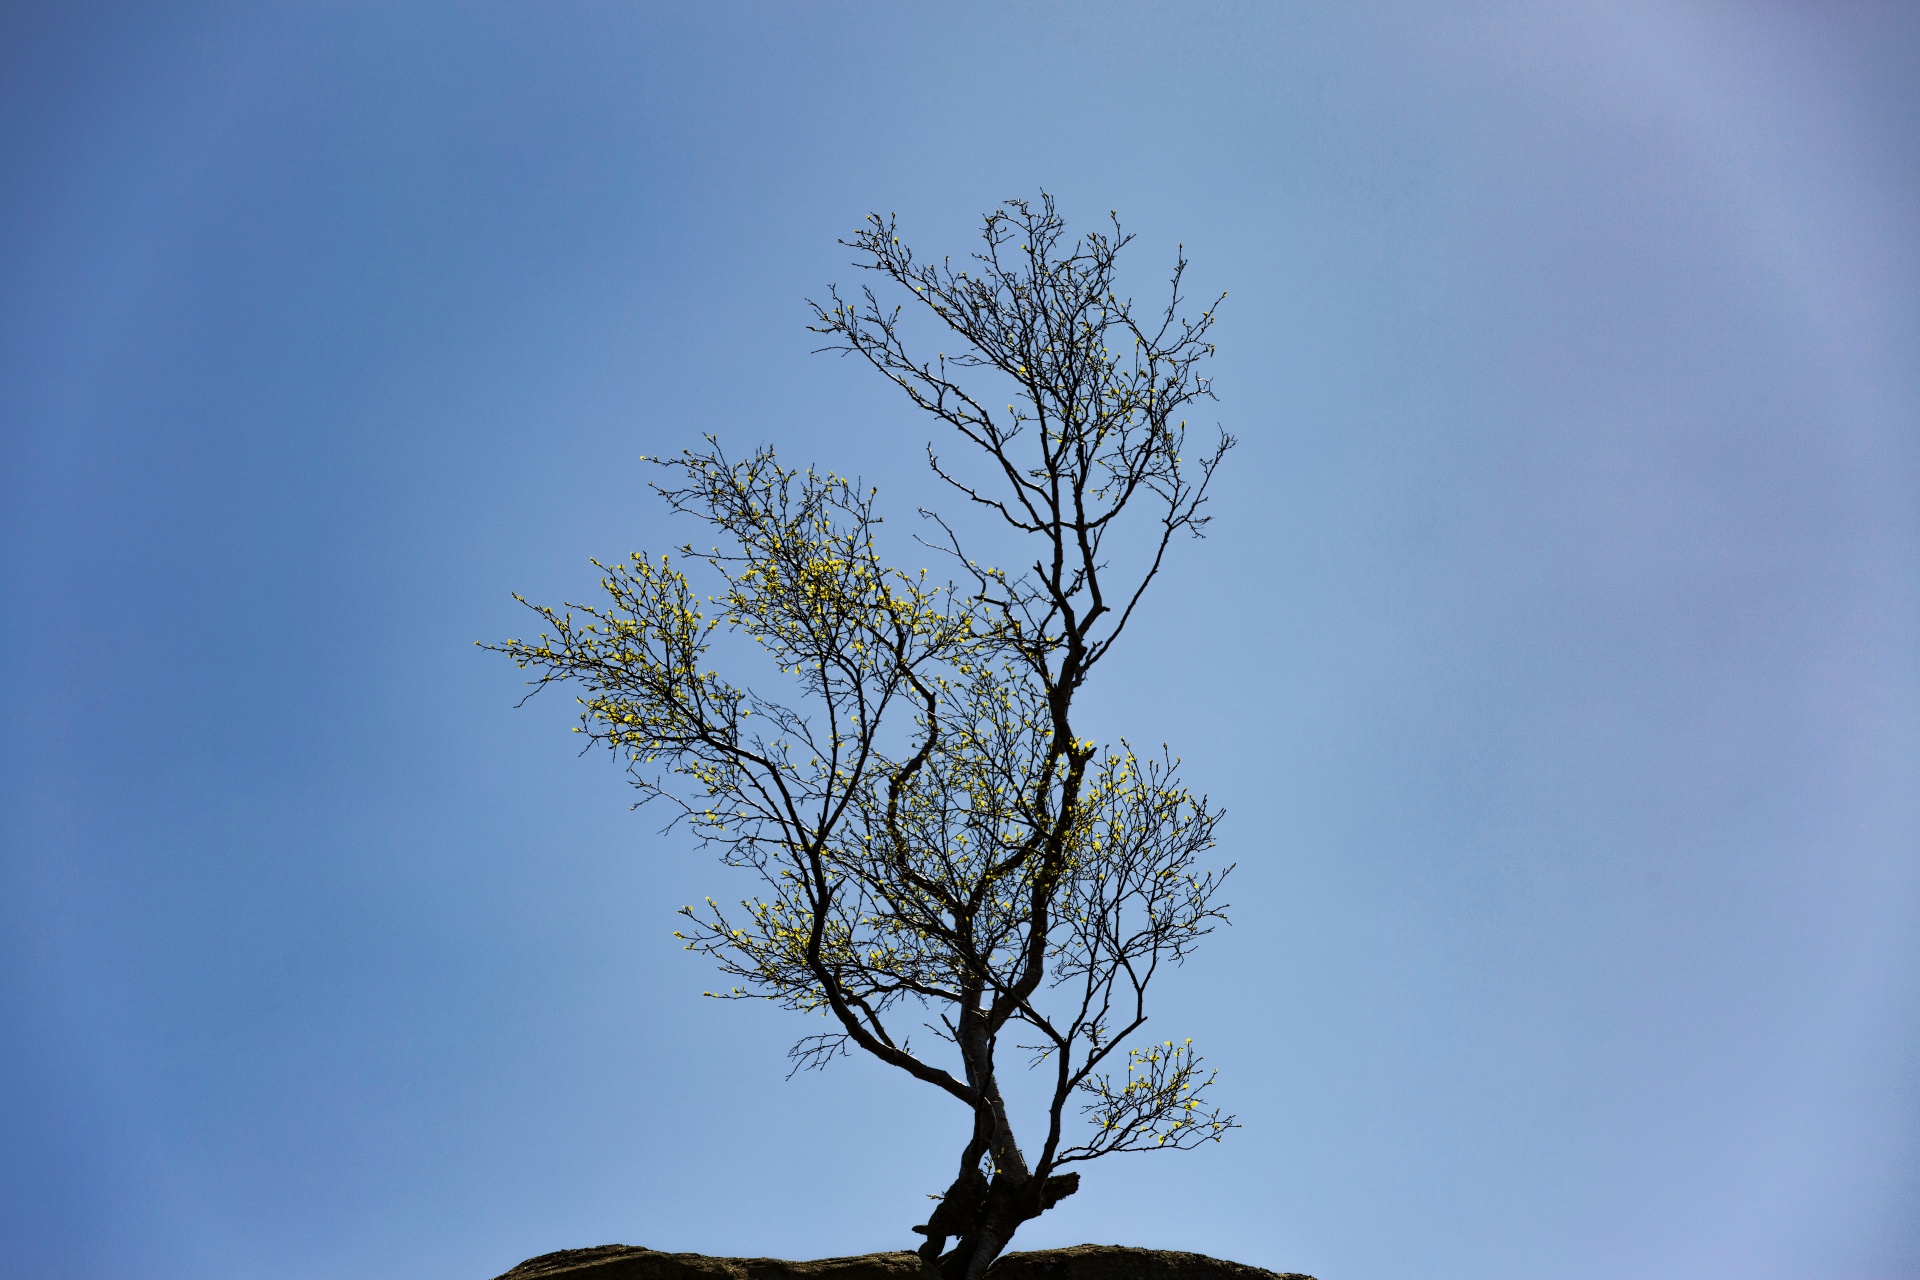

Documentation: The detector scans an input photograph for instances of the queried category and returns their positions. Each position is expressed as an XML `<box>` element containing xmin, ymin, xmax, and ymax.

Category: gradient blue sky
<box><xmin>3</xmin><ymin>5</ymin><xmax>1917</xmax><ymax>1280</ymax></box>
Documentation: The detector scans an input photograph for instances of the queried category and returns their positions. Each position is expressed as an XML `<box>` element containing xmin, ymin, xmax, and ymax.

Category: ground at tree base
<box><xmin>491</xmin><ymin>1244</ymin><xmax>1314</xmax><ymax>1280</ymax></box>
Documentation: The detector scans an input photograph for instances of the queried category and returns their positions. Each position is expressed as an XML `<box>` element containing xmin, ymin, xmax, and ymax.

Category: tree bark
<box><xmin>915</xmin><ymin>1168</ymin><xmax>1080</xmax><ymax>1280</ymax></box>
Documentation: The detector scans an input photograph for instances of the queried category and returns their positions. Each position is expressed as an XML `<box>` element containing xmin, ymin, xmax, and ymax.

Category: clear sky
<box><xmin>3</xmin><ymin>5</ymin><xmax>1917</xmax><ymax>1280</ymax></box>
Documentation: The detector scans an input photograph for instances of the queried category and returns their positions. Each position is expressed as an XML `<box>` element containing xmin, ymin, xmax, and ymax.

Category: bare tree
<box><xmin>488</xmin><ymin>194</ymin><xmax>1237</xmax><ymax>1280</ymax></box>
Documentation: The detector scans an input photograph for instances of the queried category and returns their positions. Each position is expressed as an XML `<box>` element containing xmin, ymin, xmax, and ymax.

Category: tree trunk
<box><xmin>914</xmin><ymin>1170</ymin><xmax>1080</xmax><ymax>1280</ymax></box>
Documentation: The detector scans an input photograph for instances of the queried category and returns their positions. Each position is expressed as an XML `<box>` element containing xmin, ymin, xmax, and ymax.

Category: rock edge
<box><xmin>492</xmin><ymin>1244</ymin><xmax>1314</xmax><ymax>1280</ymax></box>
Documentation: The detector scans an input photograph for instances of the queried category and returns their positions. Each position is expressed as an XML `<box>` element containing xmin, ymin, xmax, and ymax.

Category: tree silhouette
<box><xmin>489</xmin><ymin>194</ymin><xmax>1238</xmax><ymax>1280</ymax></box>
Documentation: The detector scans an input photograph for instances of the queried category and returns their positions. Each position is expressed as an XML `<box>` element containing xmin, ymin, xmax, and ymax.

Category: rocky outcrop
<box><xmin>492</xmin><ymin>1244</ymin><xmax>1314</xmax><ymax>1280</ymax></box>
<box><xmin>493</xmin><ymin>1248</ymin><xmax>921</xmax><ymax>1280</ymax></box>
<box><xmin>989</xmin><ymin>1246</ymin><xmax>1313</xmax><ymax>1280</ymax></box>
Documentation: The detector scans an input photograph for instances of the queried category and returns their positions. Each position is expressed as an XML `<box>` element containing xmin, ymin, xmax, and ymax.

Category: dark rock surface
<box><xmin>492</xmin><ymin>1247</ymin><xmax>921</xmax><ymax>1280</ymax></box>
<box><xmin>491</xmin><ymin>1244</ymin><xmax>1314</xmax><ymax>1280</ymax></box>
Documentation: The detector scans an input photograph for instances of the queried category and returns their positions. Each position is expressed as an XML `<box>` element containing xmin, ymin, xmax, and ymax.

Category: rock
<box><xmin>492</xmin><ymin>1247</ymin><xmax>922</xmax><ymax>1280</ymax></box>
<box><xmin>491</xmin><ymin>1245</ymin><xmax>1314</xmax><ymax>1280</ymax></box>
<box><xmin>991</xmin><ymin>1246</ymin><xmax>1314</xmax><ymax>1280</ymax></box>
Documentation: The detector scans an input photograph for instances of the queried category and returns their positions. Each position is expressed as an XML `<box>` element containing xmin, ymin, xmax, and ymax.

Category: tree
<box><xmin>488</xmin><ymin>194</ymin><xmax>1238</xmax><ymax>1280</ymax></box>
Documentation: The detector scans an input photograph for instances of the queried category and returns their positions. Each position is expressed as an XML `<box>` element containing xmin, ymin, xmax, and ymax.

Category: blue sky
<box><xmin>3</xmin><ymin>5</ymin><xmax>1916</xmax><ymax>1280</ymax></box>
